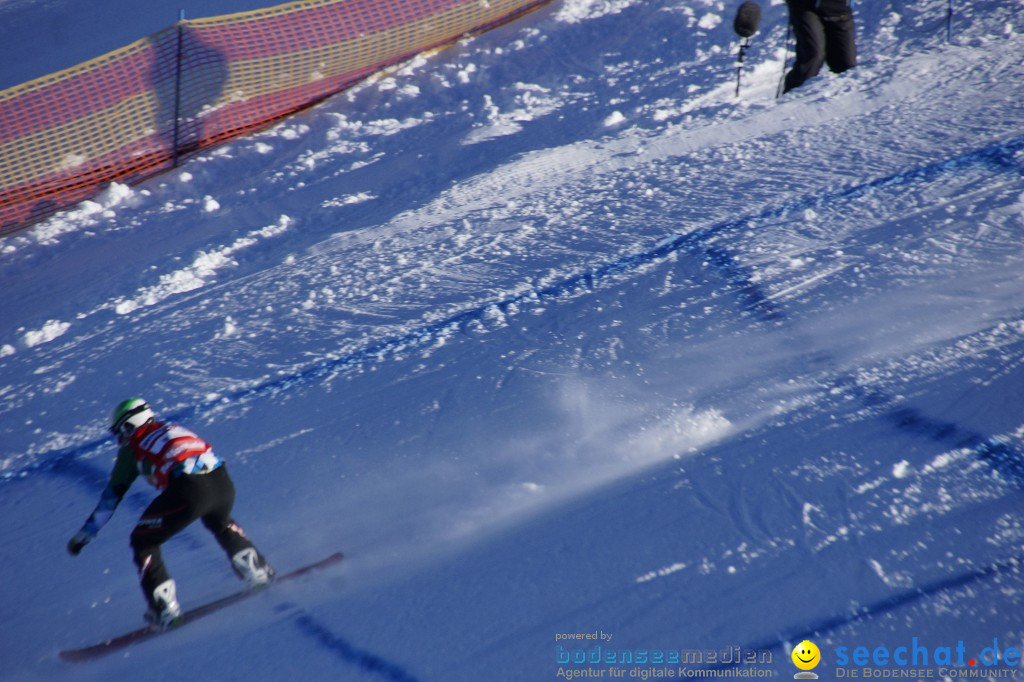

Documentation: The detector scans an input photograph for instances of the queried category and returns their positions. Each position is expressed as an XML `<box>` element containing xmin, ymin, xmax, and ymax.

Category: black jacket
<box><xmin>786</xmin><ymin>0</ymin><xmax>852</xmax><ymax>16</ymax></box>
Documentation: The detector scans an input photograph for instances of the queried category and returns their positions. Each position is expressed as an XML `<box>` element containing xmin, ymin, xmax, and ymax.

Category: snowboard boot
<box><xmin>231</xmin><ymin>548</ymin><xmax>275</xmax><ymax>588</ymax></box>
<box><xmin>144</xmin><ymin>579</ymin><xmax>182</xmax><ymax>630</ymax></box>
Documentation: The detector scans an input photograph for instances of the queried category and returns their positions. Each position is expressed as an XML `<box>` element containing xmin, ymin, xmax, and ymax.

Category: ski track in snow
<box><xmin>6</xmin><ymin>123</ymin><xmax>1024</xmax><ymax>479</ymax></box>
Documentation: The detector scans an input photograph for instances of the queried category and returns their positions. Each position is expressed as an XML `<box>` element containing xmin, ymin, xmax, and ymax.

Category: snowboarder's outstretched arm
<box><xmin>67</xmin><ymin>447</ymin><xmax>139</xmax><ymax>555</ymax></box>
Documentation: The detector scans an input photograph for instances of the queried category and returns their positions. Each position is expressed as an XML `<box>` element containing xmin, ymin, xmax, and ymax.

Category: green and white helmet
<box><xmin>110</xmin><ymin>398</ymin><xmax>155</xmax><ymax>438</ymax></box>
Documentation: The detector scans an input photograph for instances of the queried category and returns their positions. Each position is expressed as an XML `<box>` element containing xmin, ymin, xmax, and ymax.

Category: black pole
<box><xmin>735</xmin><ymin>39</ymin><xmax>751</xmax><ymax>97</ymax></box>
<box><xmin>171</xmin><ymin>9</ymin><xmax>186</xmax><ymax>168</ymax></box>
<box><xmin>776</xmin><ymin>21</ymin><xmax>792</xmax><ymax>99</ymax></box>
<box><xmin>731</xmin><ymin>1</ymin><xmax>762</xmax><ymax>98</ymax></box>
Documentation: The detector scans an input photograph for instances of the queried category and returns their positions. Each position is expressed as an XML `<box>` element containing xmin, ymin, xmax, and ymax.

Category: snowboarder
<box><xmin>783</xmin><ymin>0</ymin><xmax>857</xmax><ymax>93</ymax></box>
<box><xmin>67</xmin><ymin>398</ymin><xmax>274</xmax><ymax>628</ymax></box>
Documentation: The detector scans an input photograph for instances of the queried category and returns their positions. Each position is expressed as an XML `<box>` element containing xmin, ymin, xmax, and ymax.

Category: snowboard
<box><xmin>60</xmin><ymin>551</ymin><xmax>344</xmax><ymax>663</ymax></box>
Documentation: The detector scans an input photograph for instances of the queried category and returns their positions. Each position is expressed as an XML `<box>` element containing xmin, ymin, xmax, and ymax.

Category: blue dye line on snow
<box><xmin>11</xmin><ymin>134</ymin><xmax>1024</xmax><ymax>485</ymax></box>
<box><xmin>706</xmin><ymin>553</ymin><xmax>1024</xmax><ymax>670</ymax></box>
<box><xmin>832</xmin><ymin>378</ymin><xmax>1024</xmax><ymax>487</ymax></box>
<box><xmin>292</xmin><ymin>612</ymin><xmax>421</xmax><ymax>682</ymax></box>
<box><xmin>685</xmin><ymin>139</ymin><xmax>1024</xmax><ymax>664</ymax></box>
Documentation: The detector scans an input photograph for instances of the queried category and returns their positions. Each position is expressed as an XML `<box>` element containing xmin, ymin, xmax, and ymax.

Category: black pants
<box><xmin>784</xmin><ymin>6</ymin><xmax>857</xmax><ymax>93</ymax></box>
<box><xmin>130</xmin><ymin>465</ymin><xmax>254</xmax><ymax>607</ymax></box>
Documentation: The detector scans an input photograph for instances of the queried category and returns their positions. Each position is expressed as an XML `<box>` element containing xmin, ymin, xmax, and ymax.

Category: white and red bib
<box><xmin>128</xmin><ymin>421</ymin><xmax>218</xmax><ymax>489</ymax></box>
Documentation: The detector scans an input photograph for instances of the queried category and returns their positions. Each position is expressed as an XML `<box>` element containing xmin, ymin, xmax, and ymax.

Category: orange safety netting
<box><xmin>0</xmin><ymin>0</ymin><xmax>549</xmax><ymax>236</ymax></box>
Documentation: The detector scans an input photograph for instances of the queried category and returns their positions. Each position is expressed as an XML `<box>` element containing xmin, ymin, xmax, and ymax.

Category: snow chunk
<box><xmin>23</xmin><ymin>320</ymin><xmax>70</xmax><ymax>348</ymax></box>
<box><xmin>99</xmin><ymin>182</ymin><xmax>134</xmax><ymax>206</ymax></box>
<box><xmin>463</xmin><ymin>85</ymin><xmax>562</xmax><ymax>145</ymax></box>
<box><xmin>801</xmin><ymin>502</ymin><xmax>822</xmax><ymax>528</ymax></box>
<box><xmin>697</xmin><ymin>13</ymin><xmax>721</xmax><ymax>30</ymax></box>
<box><xmin>922</xmin><ymin>451</ymin><xmax>959</xmax><ymax>474</ymax></box>
<box><xmin>114</xmin><ymin>215</ymin><xmax>292</xmax><ymax>314</ymax></box>
<box><xmin>555</xmin><ymin>0</ymin><xmax>636</xmax><ymax>23</ymax></box>
<box><xmin>322</xmin><ymin>192</ymin><xmax>376</xmax><ymax>208</ymax></box>
<box><xmin>27</xmin><ymin>181</ymin><xmax>136</xmax><ymax>245</ymax></box>
<box><xmin>868</xmin><ymin>559</ymin><xmax>913</xmax><ymax>588</ymax></box>
<box><xmin>636</xmin><ymin>561</ymin><xmax>688</xmax><ymax>583</ymax></box>
<box><xmin>854</xmin><ymin>476</ymin><xmax>885</xmax><ymax>494</ymax></box>
<box><xmin>603</xmin><ymin>111</ymin><xmax>626</xmax><ymax>127</ymax></box>
<box><xmin>277</xmin><ymin>123</ymin><xmax>310</xmax><ymax>141</ymax></box>
<box><xmin>457</xmin><ymin>63</ymin><xmax>477</xmax><ymax>84</ymax></box>
<box><xmin>220</xmin><ymin>316</ymin><xmax>238</xmax><ymax>338</ymax></box>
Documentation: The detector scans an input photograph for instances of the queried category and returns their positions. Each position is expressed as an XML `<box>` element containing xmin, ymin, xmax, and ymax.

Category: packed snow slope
<box><xmin>2</xmin><ymin>0</ymin><xmax>1024</xmax><ymax>680</ymax></box>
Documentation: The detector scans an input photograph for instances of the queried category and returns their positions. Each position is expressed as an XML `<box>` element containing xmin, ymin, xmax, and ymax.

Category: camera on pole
<box><xmin>733</xmin><ymin>1</ymin><xmax>762</xmax><ymax>97</ymax></box>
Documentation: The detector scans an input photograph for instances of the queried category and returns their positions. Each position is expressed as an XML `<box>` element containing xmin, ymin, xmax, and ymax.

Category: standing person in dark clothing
<box><xmin>67</xmin><ymin>398</ymin><xmax>274</xmax><ymax>629</ymax></box>
<box><xmin>784</xmin><ymin>0</ymin><xmax>857</xmax><ymax>93</ymax></box>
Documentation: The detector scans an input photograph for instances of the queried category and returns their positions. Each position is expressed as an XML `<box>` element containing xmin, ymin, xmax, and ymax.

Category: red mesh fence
<box><xmin>0</xmin><ymin>0</ymin><xmax>549</xmax><ymax>236</ymax></box>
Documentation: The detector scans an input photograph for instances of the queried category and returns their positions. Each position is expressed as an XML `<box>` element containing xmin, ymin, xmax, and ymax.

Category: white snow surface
<box><xmin>2</xmin><ymin>0</ymin><xmax>1024</xmax><ymax>680</ymax></box>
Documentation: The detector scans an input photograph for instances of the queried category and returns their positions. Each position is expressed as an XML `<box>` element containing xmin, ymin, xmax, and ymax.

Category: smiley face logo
<box><xmin>791</xmin><ymin>640</ymin><xmax>821</xmax><ymax>673</ymax></box>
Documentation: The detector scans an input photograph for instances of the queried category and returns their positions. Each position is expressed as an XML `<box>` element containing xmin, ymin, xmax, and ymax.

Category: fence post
<box><xmin>172</xmin><ymin>9</ymin><xmax>186</xmax><ymax>168</ymax></box>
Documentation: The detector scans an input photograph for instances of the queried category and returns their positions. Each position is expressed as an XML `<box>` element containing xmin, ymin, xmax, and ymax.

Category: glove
<box><xmin>67</xmin><ymin>529</ymin><xmax>95</xmax><ymax>556</ymax></box>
